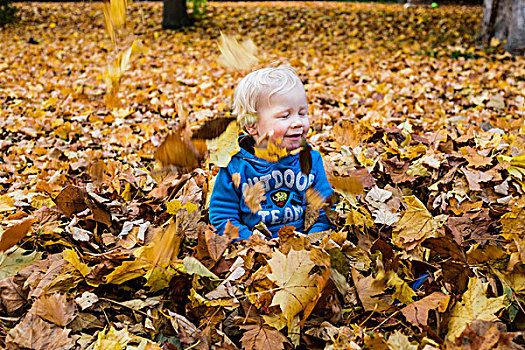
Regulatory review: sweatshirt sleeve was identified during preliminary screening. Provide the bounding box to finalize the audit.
[209,166,253,240]
[307,151,336,234]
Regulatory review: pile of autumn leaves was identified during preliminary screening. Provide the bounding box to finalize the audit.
[1,1,525,350]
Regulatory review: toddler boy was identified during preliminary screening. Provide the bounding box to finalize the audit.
[209,66,335,240]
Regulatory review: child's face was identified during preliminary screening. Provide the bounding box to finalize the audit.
[247,84,309,151]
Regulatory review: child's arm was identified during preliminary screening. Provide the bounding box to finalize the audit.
[307,151,336,233]
[209,167,254,240]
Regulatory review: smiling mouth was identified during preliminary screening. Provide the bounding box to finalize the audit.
[284,134,302,139]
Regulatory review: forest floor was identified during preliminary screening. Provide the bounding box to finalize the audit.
[0,1,524,349]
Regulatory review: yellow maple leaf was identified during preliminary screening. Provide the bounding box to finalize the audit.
[217,32,258,71]
[267,249,318,327]
[206,120,240,167]
[447,277,506,340]
[254,138,289,163]
[392,196,439,250]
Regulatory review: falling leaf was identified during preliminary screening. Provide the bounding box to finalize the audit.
[304,188,325,230]
[243,181,266,213]
[191,116,237,140]
[217,32,258,70]
[206,120,241,167]
[254,138,289,163]
[232,173,241,188]
[447,277,506,340]
[154,132,201,169]
[299,139,313,175]
[328,173,365,196]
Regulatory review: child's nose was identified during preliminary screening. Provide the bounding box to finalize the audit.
[290,115,303,127]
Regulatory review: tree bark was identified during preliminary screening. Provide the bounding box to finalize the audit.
[482,0,525,55]
[162,0,192,30]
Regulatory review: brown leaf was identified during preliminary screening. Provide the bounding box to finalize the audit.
[224,220,240,240]
[6,313,74,350]
[0,216,36,252]
[328,172,366,195]
[461,168,493,191]
[191,117,237,140]
[53,185,88,218]
[400,292,450,329]
[381,158,416,184]
[240,322,290,350]
[32,293,76,327]
[442,261,474,295]
[205,229,230,262]
[299,140,313,175]
[154,133,201,169]
[243,181,266,213]
[0,276,28,315]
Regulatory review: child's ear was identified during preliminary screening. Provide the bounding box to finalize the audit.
[245,123,258,136]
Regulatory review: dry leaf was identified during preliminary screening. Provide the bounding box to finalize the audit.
[267,249,318,324]
[32,293,77,327]
[6,313,74,350]
[254,138,289,163]
[240,322,290,350]
[447,277,506,340]
[217,32,258,70]
[0,216,36,252]
[243,181,266,213]
[392,196,439,250]
[154,132,201,169]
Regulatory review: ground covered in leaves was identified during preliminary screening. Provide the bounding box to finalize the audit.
[1,1,525,349]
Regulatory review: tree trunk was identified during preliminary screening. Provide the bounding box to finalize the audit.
[482,0,525,55]
[162,0,192,30]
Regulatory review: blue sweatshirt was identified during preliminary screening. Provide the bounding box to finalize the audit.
[209,137,335,240]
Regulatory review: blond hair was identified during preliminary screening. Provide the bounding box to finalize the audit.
[232,66,303,128]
